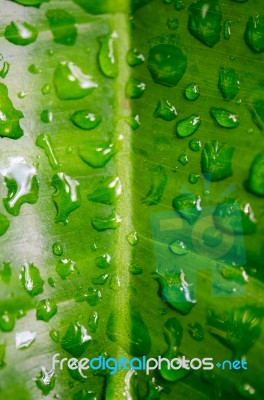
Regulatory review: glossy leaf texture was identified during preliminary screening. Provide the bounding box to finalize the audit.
[0,0,264,399]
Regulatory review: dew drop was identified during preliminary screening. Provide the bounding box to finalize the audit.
[98,31,118,78]
[36,367,56,395]
[36,133,60,169]
[154,99,177,121]
[184,83,200,100]
[52,173,81,223]
[127,48,145,67]
[4,21,38,46]
[245,15,264,53]
[247,153,264,197]
[0,83,24,139]
[52,242,63,256]
[210,107,239,128]
[79,141,116,168]
[176,114,201,137]
[218,67,240,100]
[0,62,10,79]
[95,253,111,269]
[56,258,76,280]
[40,109,53,123]
[201,141,234,181]
[91,212,121,231]
[20,263,44,296]
[61,322,92,357]
[71,110,101,130]
[88,176,122,205]
[125,78,146,98]
[0,311,15,332]
[172,193,201,224]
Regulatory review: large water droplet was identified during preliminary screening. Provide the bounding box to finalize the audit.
[98,31,118,78]
[36,299,57,322]
[210,107,239,128]
[3,161,39,216]
[46,10,77,46]
[172,193,201,224]
[0,83,24,139]
[61,322,92,357]
[245,15,264,53]
[201,141,234,181]
[218,67,240,100]
[147,44,187,86]
[188,0,222,47]
[4,21,38,46]
[52,173,81,223]
[54,61,98,100]
[20,263,44,296]
[35,367,56,395]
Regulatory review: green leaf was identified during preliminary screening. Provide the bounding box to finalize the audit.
[0,0,264,399]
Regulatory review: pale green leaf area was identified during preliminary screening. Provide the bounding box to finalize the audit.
[0,0,263,399]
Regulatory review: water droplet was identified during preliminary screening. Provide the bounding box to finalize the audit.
[61,322,92,357]
[155,269,196,315]
[0,262,12,283]
[0,62,10,78]
[48,277,55,287]
[52,173,81,223]
[0,311,15,332]
[88,176,121,205]
[40,109,53,123]
[54,61,98,100]
[210,107,239,128]
[176,114,201,137]
[175,0,185,10]
[98,31,118,78]
[36,134,60,169]
[16,330,36,349]
[92,212,121,231]
[107,310,151,356]
[4,21,38,46]
[12,0,48,5]
[247,153,264,197]
[36,367,56,395]
[126,78,146,98]
[0,83,24,139]
[178,153,188,165]
[56,258,76,280]
[88,311,99,333]
[189,138,201,152]
[154,99,177,121]
[96,253,111,269]
[127,231,138,246]
[127,114,140,130]
[147,44,187,86]
[188,322,204,341]
[142,165,167,205]
[219,265,249,285]
[169,240,189,255]
[214,198,257,234]
[218,67,240,100]
[36,299,57,322]
[127,48,145,67]
[79,141,116,168]
[28,64,40,74]
[41,83,51,95]
[46,10,77,46]
[236,383,256,399]
[71,110,101,130]
[2,161,39,216]
[224,20,231,40]
[0,214,10,237]
[129,263,143,275]
[245,15,264,53]
[92,273,109,285]
[201,141,234,181]
[167,18,179,30]
[52,242,63,256]
[189,173,200,184]
[249,98,264,132]
[50,329,60,343]
[184,83,200,100]
[172,193,201,224]
[17,91,27,99]
[20,263,44,296]
[188,0,222,47]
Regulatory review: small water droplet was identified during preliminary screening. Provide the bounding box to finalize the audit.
[154,99,177,121]
[20,263,44,296]
[40,109,53,123]
[96,253,111,269]
[28,64,41,74]
[127,48,145,67]
[129,263,143,275]
[167,18,179,30]
[41,83,51,95]
[0,311,15,332]
[52,173,81,223]
[178,153,188,166]
[218,67,240,100]
[36,367,56,395]
[0,262,12,283]
[176,114,201,137]
[71,110,101,130]
[126,78,146,98]
[174,0,185,10]
[52,242,63,256]
[201,141,234,181]
[189,173,200,184]
[4,21,38,46]
[36,299,57,322]
[98,31,118,78]
[210,107,239,128]
[142,165,167,205]
[184,83,200,101]
[79,141,116,168]
[169,240,189,255]
[224,20,231,40]
[189,139,201,152]
[56,258,76,280]
[127,114,141,130]
[0,83,24,139]
[0,62,10,78]
[36,134,60,169]
[245,15,264,53]
[247,153,264,196]
[50,329,60,343]
[126,231,138,246]
[0,214,10,237]
[88,311,99,333]
[172,193,201,224]
[92,212,121,231]
[88,176,122,205]
[92,273,109,285]
[61,322,92,357]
